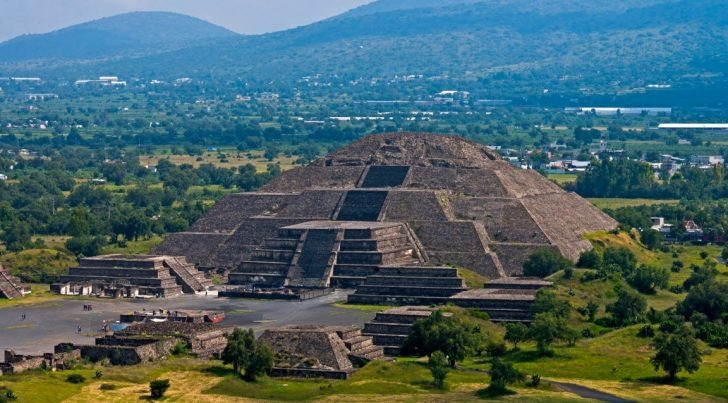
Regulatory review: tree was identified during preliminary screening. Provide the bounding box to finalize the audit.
[486,358,524,395]
[577,249,602,269]
[402,310,476,367]
[651,326,702,382]
[1,219,32,252]
[628,265,670,294]
[677,280,728,321]
[682,261,719,290]
[531,289,571,319]
[529,313,564,355]
[640,229,663,250]
[429,351,450,389]
[149,379,170,399]
[603,247,637,275]
[607,287,647,326]
[65,236,106,257]
[586,301,599,322]
[504,323,529,349]
[522,249,572,278]
[221,328,273,381]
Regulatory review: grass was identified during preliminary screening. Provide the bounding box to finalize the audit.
[498,326,728,400]
[331,303,395,312]
[548,173,578,185]
[0,248,77,283]
[458,268,488,288]
[100,236,164,255]
[138,149,300,172]
[588,198,680,209]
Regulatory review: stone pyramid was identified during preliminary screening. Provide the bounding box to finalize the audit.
[154,133,617,284]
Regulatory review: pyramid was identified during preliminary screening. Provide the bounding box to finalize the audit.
[0,262,25,299]
[154,133,617,287]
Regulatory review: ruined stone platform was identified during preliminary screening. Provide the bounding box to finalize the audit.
[57,254,212,298]
[259,325,385,379]
[0,262,26,300]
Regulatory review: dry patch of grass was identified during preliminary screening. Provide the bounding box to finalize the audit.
[139,150,300,172]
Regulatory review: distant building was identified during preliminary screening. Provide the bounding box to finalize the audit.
[651,217,674,241]
[75,76,126,86]
[658,123,728,130]
[690,155,724,169]
[0,174,7,181]
[683,220,704,243]
[566,107,671,116]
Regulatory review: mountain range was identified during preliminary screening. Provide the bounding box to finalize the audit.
[0,0,726,101]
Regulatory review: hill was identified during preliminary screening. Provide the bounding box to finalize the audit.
[2,0,727,102]
[0,12,238,63]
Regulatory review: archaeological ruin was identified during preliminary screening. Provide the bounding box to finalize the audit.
[259,325,385,379]
[0,262,27,299]
[54,254,212,298]
[152,132,616,311]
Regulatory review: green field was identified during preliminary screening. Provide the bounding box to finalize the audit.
[587,198,680,209]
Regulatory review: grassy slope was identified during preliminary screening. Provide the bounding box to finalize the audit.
[587,198,680,209]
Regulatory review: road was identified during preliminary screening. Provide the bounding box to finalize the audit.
[0,291,375,355]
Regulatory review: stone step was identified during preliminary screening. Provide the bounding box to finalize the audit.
[348,294,453,306]
[60,275,178,287]
[339,235,410,252]
[374,312,432,324]
[336,327,362,340]
[343,226,403,240]
[364,275,466,288]
[364,333,409,347]
[332,264,380,277]
[263,238,300,249]
[479,308,534,320]
[375,266,459,277]
[337,248,414,265]
[343,335,373,351]
[355,285,465,297]
[329,276,366,288]
[237,261,290,274]
[382,346,401,356]
[349,344,385,360]
[227,273,286,286]
[278,228,306,239]
[362,322,413,335]
[251,249,296,261]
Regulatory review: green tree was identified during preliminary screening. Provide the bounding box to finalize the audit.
[628,265,670,294]
[504,323,529,349]
[682,261,719,290]
[529,313,564,355]
[221,329,272,381]
[677,280,728,321]
[640,229,663,250]
[531,289,571,319]
[429,350,450,389]
[603,247,637,275]
[486,358,524,395]
[402,310,476,367]
[1,220,32,252]
[523,249,572,278]
[607,287,647,326]
[149,379,170,399]
[586,301,599,322]
[651,326,702,382]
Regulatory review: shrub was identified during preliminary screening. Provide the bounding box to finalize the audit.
[581,328,594,338]
[221,328,274,381]
[523,249,572,278]
[99,384,116,391]
[504,323,529,349]
[485,358,524,395]
[429,351,450,389]
[699,251,709,260]
[577,249,601,269]
[531,289,571,318]
[486,341,507,357]
[150,379,170,399]
[637,325,655,338]
[0,387,18,402]
[682,262,719,290]
[628,265,670,294]
[171,341,189,356]
[402,310,477,367]
[66,374,85,384]
[607,287,647,327]
[671,261,683,273]
[528,373,541,388]
[529,313,565,355]
[563,267,573,279]
[603,247,637,275]
[94,370,103,379]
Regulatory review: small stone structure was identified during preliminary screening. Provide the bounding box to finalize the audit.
[0,262,27,299]
[115,322,233,359]
[120,309,225,324]
[55,254,211,298]
[1,348,81,375]
[259,325,384,379]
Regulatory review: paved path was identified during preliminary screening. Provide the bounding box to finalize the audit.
[0,291,375,355]
[552,381,635,403]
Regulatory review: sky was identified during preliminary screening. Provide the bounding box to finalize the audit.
[0,0,374,41]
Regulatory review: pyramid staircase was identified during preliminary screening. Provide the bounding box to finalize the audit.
[229,222,422,290]
[335,327,385,363]
[164,257,212,293]
[347,266,467,305]
[0,264,24,299]
[362,307,441,356]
